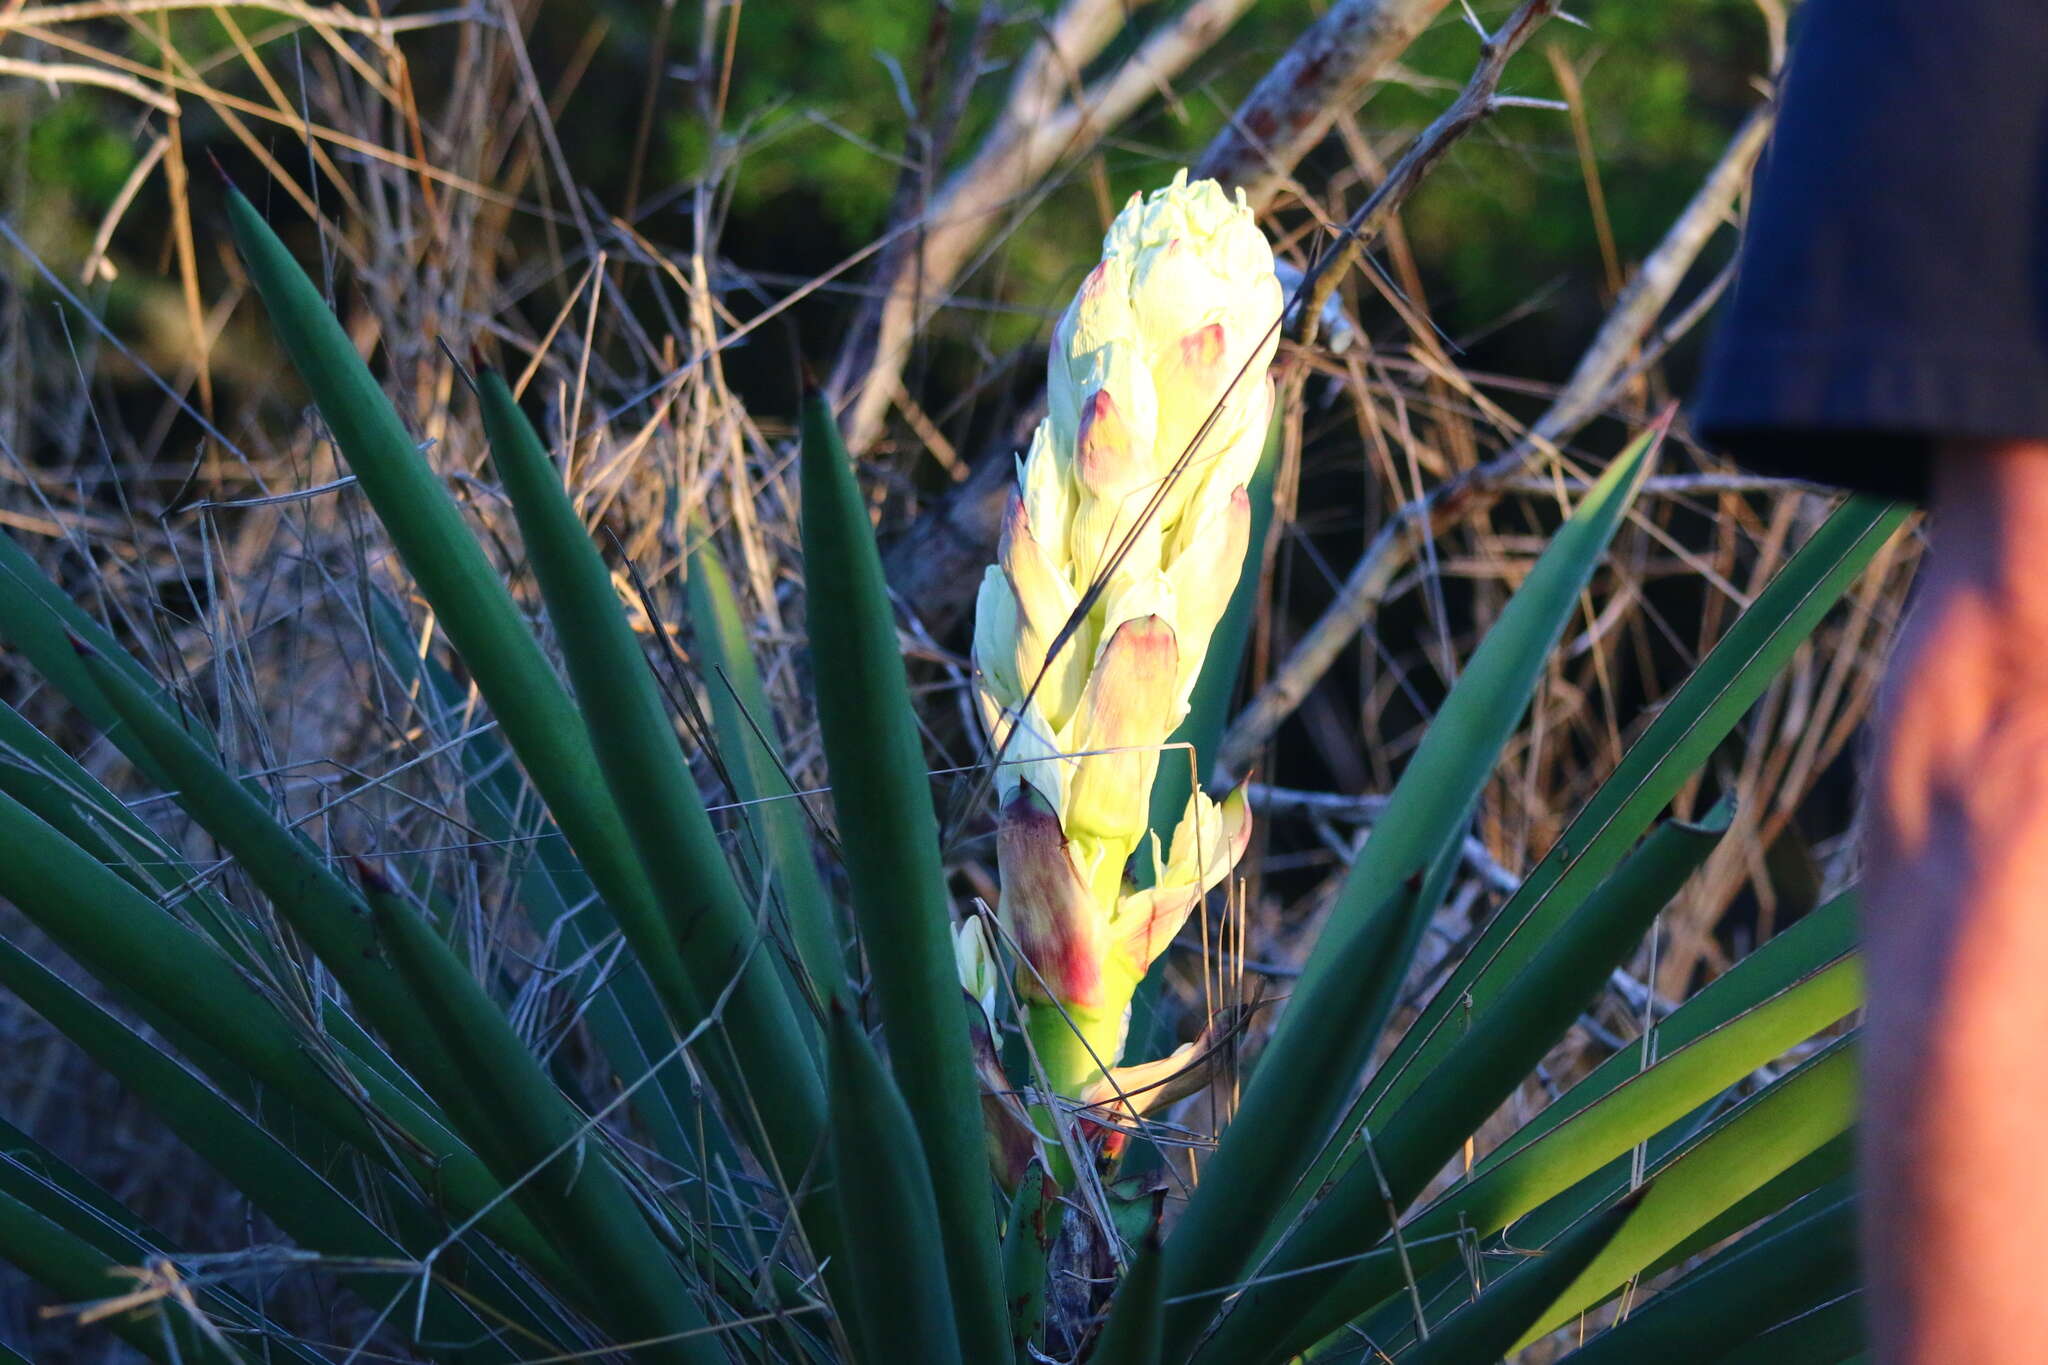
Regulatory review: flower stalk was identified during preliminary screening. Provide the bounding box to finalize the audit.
[973,172,1282,1114]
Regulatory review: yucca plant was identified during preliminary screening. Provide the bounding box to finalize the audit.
[0,170,1896,1365]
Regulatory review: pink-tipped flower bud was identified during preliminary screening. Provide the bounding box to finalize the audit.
[973,171,1280,1098]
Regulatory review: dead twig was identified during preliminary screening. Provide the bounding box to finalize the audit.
[1194,0,1453,210]
[1293,0,1562,349]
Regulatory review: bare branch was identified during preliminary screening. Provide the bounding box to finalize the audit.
[1214,105,1773,780]
[878,0,1478,626]
[1294,0,1560,347]
[1192,0,1452,207]
[831,0,1260,455]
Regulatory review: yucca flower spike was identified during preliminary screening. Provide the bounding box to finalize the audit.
[973,170,1281,1108]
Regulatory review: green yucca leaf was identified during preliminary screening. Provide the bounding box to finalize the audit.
[686,529,847,1006]
[0,935,521,1361]
[0,1128,334,1365]
[1395,1189,1641,1365]
[1191,801,1724,1365]
[0,528,180,783]
[1639,1129,1852,1290]
[0,706,276,980]
[1089,1229,1166,1365]
[1511,1036,1858,1347]
[217,188,757,1147]
[824,1004,966,1365]
[1555,1187,1855,1365]
[1287,423,1660,1004]
[1345,496,1906,1138]
[0,1119,322,1365]
[1478,889,1856,1168]
[0,785,567,1281]
[0,709,582,1349]
[362,862,717,1365]
[364,589,713,1175]
[71,640,513,1118]
[474,367,826,1169]
[1139,877,1416,1355]
[798,387,1008,1362]
[1272,918,1858,1355]
[1001,1163,1055,1361]
[1153,427,1656,1358]
[1265,494,1903,1300]
[0,1116,159,1258]
[1706,1289,1864,1365]
[0,1187,250,1365]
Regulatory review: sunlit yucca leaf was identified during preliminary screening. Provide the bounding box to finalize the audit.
[1511,1036,1858,1347]
[1152,426,1658,1358]
[1555,1185,1855,1364]
[1190,798,1726,1365]
[1274,926,1858,1356]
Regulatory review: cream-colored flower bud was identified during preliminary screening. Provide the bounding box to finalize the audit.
[974,169,1281,1102]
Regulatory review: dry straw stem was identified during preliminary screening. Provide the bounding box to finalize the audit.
[1215,104,1775,778]
[0,2,485,38]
